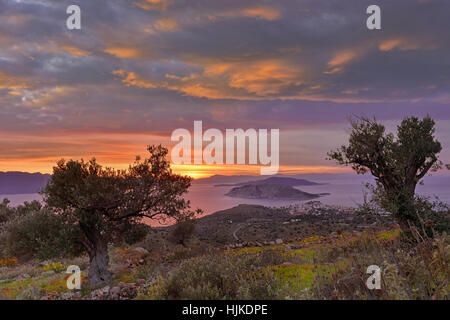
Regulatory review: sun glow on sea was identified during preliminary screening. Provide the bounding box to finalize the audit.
[171,164,351,179]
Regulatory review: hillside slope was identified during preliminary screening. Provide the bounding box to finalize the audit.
[216,177,322,187]
[0,172,50,195]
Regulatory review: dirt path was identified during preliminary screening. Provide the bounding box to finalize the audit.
[232,223,248,241]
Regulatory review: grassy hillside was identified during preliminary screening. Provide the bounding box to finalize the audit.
[1,226,447,300]
[1,203,447,300]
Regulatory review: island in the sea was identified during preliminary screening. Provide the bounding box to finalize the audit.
[225,184,330,200]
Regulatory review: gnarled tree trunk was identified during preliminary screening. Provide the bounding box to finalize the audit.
[80,222,112,287]
[385,182,418,233]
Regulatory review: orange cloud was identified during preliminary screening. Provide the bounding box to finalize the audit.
[60,46,91,57]
[104,47,142,59]
[210,5,282,21]
[0,71,29,90]
[134,0,170,11]
[179,84,232,99]
[226,60,302,95]
[140,5,280,35]
[113,70,158,89]
[153,17,179,31]
[113,69,227,98]
[18,86,85,111]
[113,64,389,103]
[29,42,90,58]
[236,5,281,20]
[324,49,361,75]
[172,60,303,98]
[378,38,437,51]
[328,51,358,67]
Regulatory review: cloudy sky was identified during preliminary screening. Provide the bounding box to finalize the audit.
[0,0,449,177]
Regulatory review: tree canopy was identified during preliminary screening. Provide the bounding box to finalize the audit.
[43,145,200,286]
[328,116,445,231]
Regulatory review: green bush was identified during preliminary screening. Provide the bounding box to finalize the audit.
[152,251,286,300]
[414,196,450,235]
[119,222,150,246]
[0,202,83,261]
[168,220,196,247]
[301,230,449,300]
[0,199,14,226]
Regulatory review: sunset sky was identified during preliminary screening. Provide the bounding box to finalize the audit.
[1,0,450,178]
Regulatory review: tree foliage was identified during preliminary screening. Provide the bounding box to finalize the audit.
[328,116,445,231]
[0,201,82,260]
[43,145,200,286]
[169,219,196,247]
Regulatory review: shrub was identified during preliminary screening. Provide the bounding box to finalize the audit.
[117,222,150,246]
[16,287,45,300]
[0,199,14,225]
[414,196,450,235]
[0,257,18,267]
[0,205,83,261]
[301,229,449,300]
[43,262,66,273]
[152,251,286,300]
[168,220,196,247]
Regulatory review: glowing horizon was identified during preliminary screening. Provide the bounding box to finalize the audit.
[0,157,352,178]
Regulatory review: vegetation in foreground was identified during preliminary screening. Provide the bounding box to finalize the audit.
[0,223,448,300]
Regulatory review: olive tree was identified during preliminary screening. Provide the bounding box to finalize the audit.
[168,219,196,247]
[328,116,446,231]
[43,145,200,287]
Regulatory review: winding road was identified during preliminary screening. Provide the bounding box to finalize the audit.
[232,223,249,241]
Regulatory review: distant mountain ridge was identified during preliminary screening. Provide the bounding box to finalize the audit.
[225,184,329,200]
[0,172,50,195]
[215,177,323,187]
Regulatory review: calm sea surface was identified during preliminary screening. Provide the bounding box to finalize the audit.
[2,174,449,217]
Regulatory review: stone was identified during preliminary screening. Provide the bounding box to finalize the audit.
[110,286,121,300]
[119,283,138,300]
[39,260,52,267]
[61,292,73,300]
[15,273,31,280]
[136,279,146,286]
[91,286,110,300]
[282,262,294,267]
[101,286,110,295]
[275,239,283,245]
[41,270,56,277]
